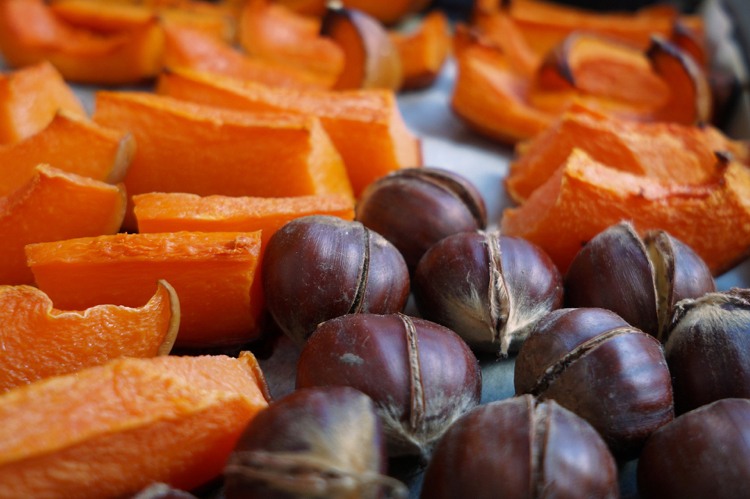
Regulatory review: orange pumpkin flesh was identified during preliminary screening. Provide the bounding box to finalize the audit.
[0,280,180,393]
[26,231,265,348]
[390,10,451,90]
[0,165,126,285]
[0,62,86,145]
[156,68,422,196]
[0,353,268,497]
[0,110,134,196]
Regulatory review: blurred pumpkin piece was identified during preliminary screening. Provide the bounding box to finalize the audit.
[0,165,126,285]
[0,280,179,393]
[0,353,269,498]
[390,10,451,91]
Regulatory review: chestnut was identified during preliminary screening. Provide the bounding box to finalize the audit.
[262,215,410,345]
[420,395,619,499]
[662,288,750,414]
[565,221,716,340]
[355,167,487,273]
[514,307,674,457]
[296,313,482,460]
[224,386,408,499]
[413,230,563,356]
[637,398,750,499]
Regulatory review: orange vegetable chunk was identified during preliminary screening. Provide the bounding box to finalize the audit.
[26,231,264,348]
[390,10,451,90]
[501,149,750,275]
[92,91,352,228]
[0,62,85,145]
[0,165,126,285]
[157,68,422,195]
[0,0,165,85]
[0,353,269,497]
[0,280,179,393]
[0,111,134,196]
[134,192,354,246]
[163,24,333,90]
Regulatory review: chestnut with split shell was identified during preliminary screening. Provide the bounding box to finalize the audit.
[413,230,563,356]
[224,386,408,499]
[514,307,674,457]
[420,395,619,499]
[663,288,750,414]
[296,313,482,460]
[565,221,715,340]
[638,398,750,499]
[355,167,487,273]
[262,215,410,345]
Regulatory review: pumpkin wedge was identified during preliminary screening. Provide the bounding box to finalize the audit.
[390,10,451,90]
[506,105,745,202]
[26,231,264,348]
[470,11,540,77]
[93,91,352,229]
[0,0,165,85]
[163,24,333,90]
[157,68,422,195]
[501,149,750,275]
[0,62,85,145]
[451,44,554,144]
[342,0,430,26]
[0,165,126,285]
[0,280,179,393]
[133,192,354,246]
[238,0,344,88]
[0,353,268,498]
[0,111,134,197]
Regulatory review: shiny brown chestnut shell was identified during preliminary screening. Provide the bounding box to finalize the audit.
[224,386,406,499]
[296,313,482,460]
[262,215,410,345]
[413,230,563,356]
[514,307,674,457]
[355,167,487,273]
[420,395,619,499]
[565,221,716,340]
[638,398,750,499]
[663,288,750,414]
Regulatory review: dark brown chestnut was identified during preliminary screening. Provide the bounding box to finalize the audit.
[638,398,750,499]
[355,167,487,273]
[420,395,619,499]
[413,230,563,356]
[565,221,716,340]
[662,288,750,414]
[224,386,408,499]
[514,307,674,457]
[262,215,410,345]
[296,313,482,460]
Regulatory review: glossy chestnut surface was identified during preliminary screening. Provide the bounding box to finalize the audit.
[413,231,563,355]
[296,313,482,460]
[355,167,487,272]
[514,307,674,457]
[224,386,407,499]
[638,398,750,499]
[565,221,715,340]
[420,395,619,499]
[663,288,750,414]
[262,215,410,345]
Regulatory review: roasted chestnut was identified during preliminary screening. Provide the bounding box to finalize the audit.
[638,398,750,499]
[262,215,410,345]
[224,386,408,499]
[420,395,619,499]
[296,313,482,460]
[355,167,487,272]
[413,230,563,356]
[565,221,715,340]
[514,307,674,457]
[662,288,750,414]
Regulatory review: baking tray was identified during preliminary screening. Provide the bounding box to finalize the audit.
[1,0,748,496]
